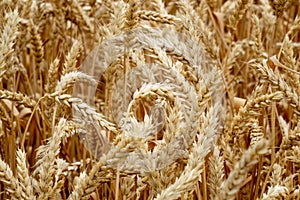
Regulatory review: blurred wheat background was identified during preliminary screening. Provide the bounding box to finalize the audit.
[0,0,300,199]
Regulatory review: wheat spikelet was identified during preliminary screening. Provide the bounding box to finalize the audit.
[268,0,288,17]
[155,104,220,199]
[34,118,74,199]
[62,40,82,75]
[223,40,246,97]
[229,91,284,147]
[109,1,127,35]
[163,97,182,144]
[120,175,135,199]
[16,149,35,200]
[0,90,37,107]
[249,119,264,147]
[28,20,44,70]
[177,0,219,61]
[250,14,264,62]
[258,0,276,51]
[52,94,117,133]
[154,54,200,147]
[0,9,20,78]
[68,134,138,199]
[255,59,300,116]
[269,163,284,186]
[52,93,117,157]
[286,16,300,37]
[54,71,97,96]
[125,0,139,30]
[262,184,288,199]
[220,139,269,200]
[138,10,182,26]
[227,0,248,33]
[220,134,235,170]
[280,35,300,91]
[208,145,224,200]
[195,65,224,114]
[45,58,60,94]
[69,0,94,33]
[136,175,148,199]
[0,160,22,199]
[281,35,297,70]
[51,96,115,157]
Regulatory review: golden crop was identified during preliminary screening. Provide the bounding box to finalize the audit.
[0,0,299,199]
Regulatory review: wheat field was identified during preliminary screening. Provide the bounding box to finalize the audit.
[0,0,300,199]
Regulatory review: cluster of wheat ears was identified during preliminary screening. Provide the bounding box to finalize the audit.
[0,0,300,199]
